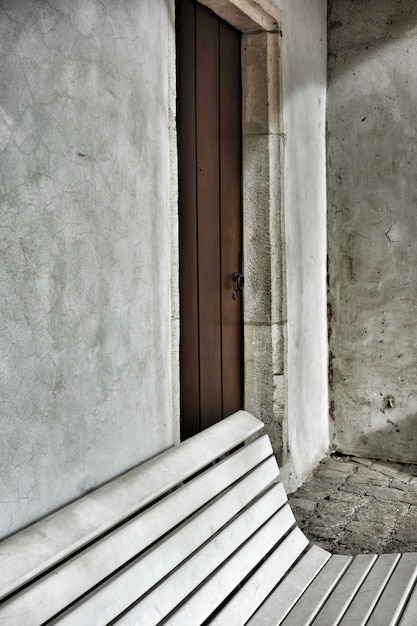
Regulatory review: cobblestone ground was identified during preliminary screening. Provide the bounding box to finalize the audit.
[287,454,417,555]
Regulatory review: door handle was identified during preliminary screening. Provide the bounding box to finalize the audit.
[232,271,244,299]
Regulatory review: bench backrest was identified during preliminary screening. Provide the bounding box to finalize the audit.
[0,411,305,625]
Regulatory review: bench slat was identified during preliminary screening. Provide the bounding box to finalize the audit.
[0,410,263,601]
[2,409,417,626]
[162,525,305,626]
[164,525,307,626]
[339,553,401,626]
[48,457,283,625]
[208,530,311,625]
[280,554,352,625]
[367,553,417,626]
[118,502,297,625]
[312,554,377,625]
[398,579,417,625]
[246,545,332,626]
[0,434,275,626]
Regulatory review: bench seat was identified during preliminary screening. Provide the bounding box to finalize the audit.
[1,410,416,625]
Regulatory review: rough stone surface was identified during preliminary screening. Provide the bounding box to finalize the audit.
[288,452,417,554]
[327,0,417,463]
[242,32,285,464]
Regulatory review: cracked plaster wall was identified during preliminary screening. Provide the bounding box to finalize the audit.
[0,0,174,538]
[328,0,417,461]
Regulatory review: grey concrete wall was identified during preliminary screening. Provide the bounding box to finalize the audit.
[0,0,174,538]
[279,0,329,490]
[328,0,417,461]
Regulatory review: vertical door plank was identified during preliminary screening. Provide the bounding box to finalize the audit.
[196,4,222,429]
[177,0,200,438]
[178,1,243,437]
[219,19,243,418]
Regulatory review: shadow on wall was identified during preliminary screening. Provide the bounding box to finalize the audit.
[336,409,417,464]
[328,0,417,80]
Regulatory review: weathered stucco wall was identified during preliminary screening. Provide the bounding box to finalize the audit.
[279,0,329,490]
[0,0,174,538]
[328,0,417,461]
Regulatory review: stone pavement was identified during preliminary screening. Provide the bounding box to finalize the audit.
[287,453,417,555]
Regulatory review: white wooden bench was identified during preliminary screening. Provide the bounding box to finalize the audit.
[1,410,417,625]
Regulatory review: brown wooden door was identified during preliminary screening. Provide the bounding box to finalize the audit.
[177,0,243,439]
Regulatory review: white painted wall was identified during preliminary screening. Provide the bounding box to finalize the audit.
[0,0,175,538]
[278,0,329,490]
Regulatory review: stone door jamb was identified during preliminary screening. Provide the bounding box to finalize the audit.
[170,0,288,463]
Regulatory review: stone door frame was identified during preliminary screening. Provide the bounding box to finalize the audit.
[170,0,288,462]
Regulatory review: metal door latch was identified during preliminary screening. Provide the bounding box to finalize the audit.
[232,271,244,299]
